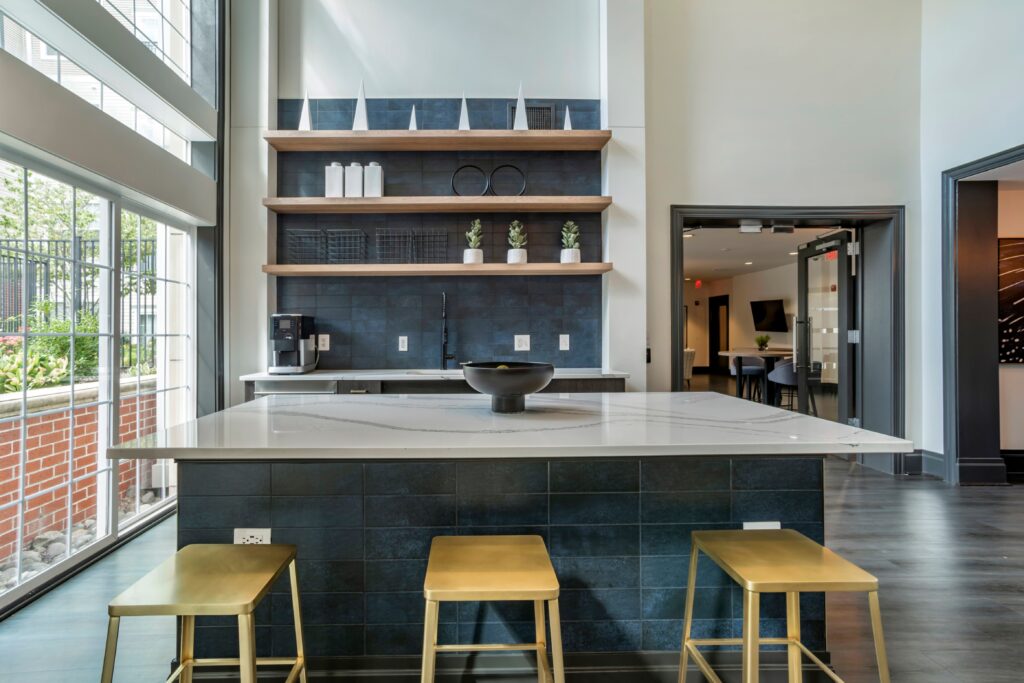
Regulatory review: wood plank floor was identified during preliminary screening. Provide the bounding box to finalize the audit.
[0,459,1022,681]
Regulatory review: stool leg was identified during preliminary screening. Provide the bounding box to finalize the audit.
[742,590,760,683]
[547,599,566,683]
[785,593,801,683]
[678,541,700,683]
[100,616,120,683]
[237,614,257,683]
[289,560,308,683]
[868,591,891,683]
[420,600,439,683]
[180,615,195,683]
[534,600,549,683]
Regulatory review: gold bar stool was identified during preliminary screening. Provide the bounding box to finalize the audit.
[100,544,307,683]
[421,535,565,683]
[679,529,890,683]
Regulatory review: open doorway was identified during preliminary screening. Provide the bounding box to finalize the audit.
[942,143,1024,485]
[671,206,907,474]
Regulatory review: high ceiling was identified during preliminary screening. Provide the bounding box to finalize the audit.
[681,227,828,280]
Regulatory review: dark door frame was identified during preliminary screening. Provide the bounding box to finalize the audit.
[941,142,1024,485]
[707,294,730,375]
[670,205,907,458]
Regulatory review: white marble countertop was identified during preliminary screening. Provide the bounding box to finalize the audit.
[239,368,629,382]
[111,391,914,460]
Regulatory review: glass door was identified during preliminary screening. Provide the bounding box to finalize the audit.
[796,232,855,423]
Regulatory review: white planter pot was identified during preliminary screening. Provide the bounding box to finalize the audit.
[463,249,483,264]
[560,248,581,264]
[507,249,528,265]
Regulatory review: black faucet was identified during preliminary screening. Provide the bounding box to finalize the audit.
[440,291,456,370]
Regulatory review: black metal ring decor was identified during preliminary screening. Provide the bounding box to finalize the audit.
[451,164,489,196]
[488,163,527,196]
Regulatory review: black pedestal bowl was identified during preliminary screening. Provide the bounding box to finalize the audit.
[462,361,555,413]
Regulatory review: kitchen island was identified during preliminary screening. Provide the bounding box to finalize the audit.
[112,392,912,678]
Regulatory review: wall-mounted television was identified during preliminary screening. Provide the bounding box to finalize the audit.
[750,299,788,332]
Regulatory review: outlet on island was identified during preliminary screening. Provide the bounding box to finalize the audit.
[514,335,530,351]
[233,528,271,544]
[398,335,408,352]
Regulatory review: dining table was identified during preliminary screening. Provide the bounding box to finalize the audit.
[717,348,794,405]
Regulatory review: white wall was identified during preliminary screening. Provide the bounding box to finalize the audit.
[276,0,600,98]
[683,279,731,366]
[683,264,797,367]
[999,182,1024,450]
[729,263,798,351]
[225,0,278,406]
[645,0,921,427]
[918,0,1024,460]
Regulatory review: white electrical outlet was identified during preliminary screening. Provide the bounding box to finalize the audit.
[743,521,782,530]
[514,335,530,351]
[317,334,330,351]
[398,335,408,352]
[234,528,271,544]
[559,334,570,351]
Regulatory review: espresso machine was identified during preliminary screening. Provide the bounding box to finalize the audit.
[269,314,318,374]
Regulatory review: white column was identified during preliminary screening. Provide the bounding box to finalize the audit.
[600,0,647,390]
[225,0,277,405]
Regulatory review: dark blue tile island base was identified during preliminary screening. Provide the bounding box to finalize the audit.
[176,455,826,671]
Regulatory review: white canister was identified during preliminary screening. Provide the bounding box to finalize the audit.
[507,248,528,265]
[325,162,345,198]
[560,248,581,264]
[364,161,383,197]
[344,162,364,198]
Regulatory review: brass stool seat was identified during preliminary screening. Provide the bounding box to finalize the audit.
[680,530,890,683]
[421,535,565,683]
[101,544,307,683]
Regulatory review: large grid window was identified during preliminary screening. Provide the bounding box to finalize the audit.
[97,0,191,83]
[0,158,194,601]
[0,13,190,163]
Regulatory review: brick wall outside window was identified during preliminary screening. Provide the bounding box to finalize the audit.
[0,392,158,564]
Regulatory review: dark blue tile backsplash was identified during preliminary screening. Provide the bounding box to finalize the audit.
[277,98,600,131]
[278,275,601,368]
[275,97,605,370]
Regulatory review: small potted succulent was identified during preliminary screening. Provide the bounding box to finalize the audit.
[755,334,771,351]
[560,220,581,263]
[507,220,528,264]
[464,218,484,264]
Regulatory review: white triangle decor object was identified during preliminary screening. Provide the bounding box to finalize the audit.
[298,90,311,131]
[409,105,418,131]
[353,80,369,131]
[458,93,470,131]
[563,108,573,130]
[513,82,529,130]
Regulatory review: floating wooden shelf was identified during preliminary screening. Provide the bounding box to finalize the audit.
[262,262,614,277]
[263,196,612,214]
[264,129,612,152]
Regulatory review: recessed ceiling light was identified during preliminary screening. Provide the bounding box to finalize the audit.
[789,251,798,256]
[684,277,692,281]
[744,261,753,266]
[684,234,693,238]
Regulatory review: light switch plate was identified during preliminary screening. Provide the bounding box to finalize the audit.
[743,521,782,530]
[398,335,408,352]
[317,334,330,351]
[559,334,570,351]
[514,335,530,351]
[234,528,271,544]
